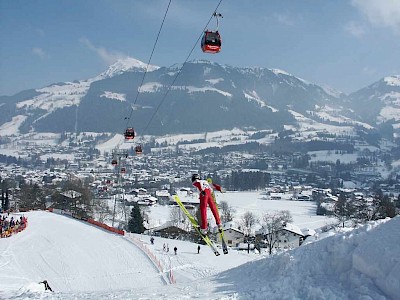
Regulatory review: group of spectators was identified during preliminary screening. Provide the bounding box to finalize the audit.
[0,213,27,238]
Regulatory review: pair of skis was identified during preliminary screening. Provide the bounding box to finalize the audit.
[207,178,229,255]
[173,194,228,256]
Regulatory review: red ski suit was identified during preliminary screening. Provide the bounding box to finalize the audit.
[192,179,222,230]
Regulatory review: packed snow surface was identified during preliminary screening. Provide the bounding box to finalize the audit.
[0,211,398,299]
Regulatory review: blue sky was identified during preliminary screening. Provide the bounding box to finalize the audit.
[1,0,400,96]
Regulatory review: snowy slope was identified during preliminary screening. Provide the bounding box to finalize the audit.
[14,57,158,114]
[220,217,400,300]
[0,211,165,294]
[0,212,398,300]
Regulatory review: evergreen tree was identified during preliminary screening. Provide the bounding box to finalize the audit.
[352,195,371,223]
[378,195,396,219]
[128,203,145,233]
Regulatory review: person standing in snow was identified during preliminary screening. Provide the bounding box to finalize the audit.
[174,246,177,255]
[39,280,53,292]
[191,174,224,235]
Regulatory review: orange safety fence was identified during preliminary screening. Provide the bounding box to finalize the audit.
[47,208,124,236]
[87,218,125,236]
[126,235,176,284]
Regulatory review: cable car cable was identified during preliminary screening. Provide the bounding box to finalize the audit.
[141,0,223,135]
[117,0,172,148]
[127,0,172,118]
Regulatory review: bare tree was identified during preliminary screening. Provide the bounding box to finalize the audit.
[239,211,258,237]
[219,200,236,224]
[170,206,184,225]
[334,192,352,227]
[169,206,192,231]
[239,211,258,253]
[18,182,45,209]
[93,199,112,223]
[260,210,293,255]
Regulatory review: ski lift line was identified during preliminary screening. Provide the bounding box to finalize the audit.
[117,0,172,148]
[141,0,223,135]
[127,0,172,116]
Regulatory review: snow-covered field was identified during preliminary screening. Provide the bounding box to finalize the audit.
[148,191,334,231]
[1,209,399,299]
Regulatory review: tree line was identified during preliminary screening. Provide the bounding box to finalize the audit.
[316,189,399,226]
[223,171,270,191]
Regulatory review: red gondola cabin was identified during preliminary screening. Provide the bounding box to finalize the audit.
[111,159,118,166]
[124,128,135,140]
[135,145,143,155]
[201,31,221,54]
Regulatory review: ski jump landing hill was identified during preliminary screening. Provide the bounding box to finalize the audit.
[0,210,399,300]
[0,210,167,294]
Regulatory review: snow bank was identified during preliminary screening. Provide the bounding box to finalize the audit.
[214,217,399,300]
[352,220,400,300]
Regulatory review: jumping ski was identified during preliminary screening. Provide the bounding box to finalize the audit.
[173,195,220,256]
[207,178,229,254]
[219,227,229,255]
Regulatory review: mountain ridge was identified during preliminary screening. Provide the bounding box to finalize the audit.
[1,57,399,137]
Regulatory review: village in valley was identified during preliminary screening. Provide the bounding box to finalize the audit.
[1,127,399,252]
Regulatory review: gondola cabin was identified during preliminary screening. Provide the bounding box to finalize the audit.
[121,167,126,174]
[201,31,221,54]
[111,159,118,166]
[135,145,143,155]
[124,128,135,140]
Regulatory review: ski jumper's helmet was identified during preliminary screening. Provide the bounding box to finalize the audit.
[191,174,200,182]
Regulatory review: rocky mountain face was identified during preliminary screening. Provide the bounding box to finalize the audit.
[1,57,399,137]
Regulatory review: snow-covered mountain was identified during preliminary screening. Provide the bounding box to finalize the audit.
[95,56,160,80]
[348,75,400,126]
[0,56,398,136]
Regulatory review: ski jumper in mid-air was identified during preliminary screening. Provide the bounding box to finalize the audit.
[191,174,223,234]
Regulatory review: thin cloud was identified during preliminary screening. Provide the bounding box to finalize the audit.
[362,66,376,76]
[79,38,127,65]
[352,0,400,34]
[274,13,294,26]
[32,47,46,59]
[344,21,366,38]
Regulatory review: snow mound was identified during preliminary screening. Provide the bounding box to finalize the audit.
[214,217,400,300]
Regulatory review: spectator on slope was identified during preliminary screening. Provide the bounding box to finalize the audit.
[191,174,224,235]
[39,280,53,292]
